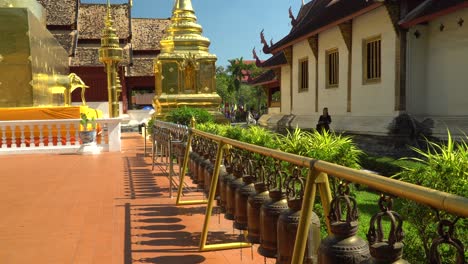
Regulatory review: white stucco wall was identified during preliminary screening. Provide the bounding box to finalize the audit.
[280,65,292,114]
[317,27,349,115]
[406,25,428,115]
[406,8,468,137]
[291,40,316,115]
[422,8,468,116]
[351,7,397,116]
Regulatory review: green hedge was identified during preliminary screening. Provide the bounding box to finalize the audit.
[167,106,214,126]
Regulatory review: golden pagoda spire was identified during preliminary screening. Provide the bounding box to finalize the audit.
[174,0,194,12]
[159,0,215,59]
[105,0,113,28]
[153,0,222,120]
[99,0,123,118]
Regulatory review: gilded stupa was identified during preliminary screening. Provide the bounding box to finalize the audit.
[153,0,221,118]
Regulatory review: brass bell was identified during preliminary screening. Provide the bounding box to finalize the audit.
[219,164,234,213]
[258,167,288,258]
[204,143,218,195]
[234,159,256,230]
[216,164,227,206]
[189,138,201,181]
[188,151,198,180]
[225,152,245,220]
[318,183,371,263]
[429,217,465,264]
[247,164,270,244]
[198,152,210,189]
[367,195,408,264]
[204,155,214,194]
[277,168,320,264]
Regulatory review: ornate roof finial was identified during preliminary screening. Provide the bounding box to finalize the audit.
[105,0,113,28]
[252,47,262,67]
[260,29,271,54]
[289,6,298,26]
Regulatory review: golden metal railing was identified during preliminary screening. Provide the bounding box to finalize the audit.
[169,122,468,262]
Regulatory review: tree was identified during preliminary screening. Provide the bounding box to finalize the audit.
[217,57,267,116]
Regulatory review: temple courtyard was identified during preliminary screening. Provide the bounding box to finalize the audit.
[0,133,275,264]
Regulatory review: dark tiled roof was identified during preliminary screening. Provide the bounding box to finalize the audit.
[400,0,468,27]
[70,46,131,67]
[249,70,276,86]
[131,18,170,51]
[78,4,130,40]
[270,0,380,52]
[37,0,78,26]
[261,51,287,68]
[291,1,316,31]
[52,31,77,56]
[126,57,154,77]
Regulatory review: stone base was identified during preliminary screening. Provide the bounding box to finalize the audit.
[77,142,101,155]
[154,93,221,114]
[153,93,228,123]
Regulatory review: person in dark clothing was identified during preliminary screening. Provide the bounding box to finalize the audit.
[316,107,331,132]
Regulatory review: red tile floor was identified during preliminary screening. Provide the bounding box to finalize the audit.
[0,133,277,264]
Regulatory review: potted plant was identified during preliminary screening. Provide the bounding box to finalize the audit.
[79,113,97,144]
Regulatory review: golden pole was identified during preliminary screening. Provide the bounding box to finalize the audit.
[199,141,251,251]
[176,118,207,205]
[176,128,193,204]
[317,172,333,233]
[106,63,120,118]
[291,166,320,264]
[199,141,225,249]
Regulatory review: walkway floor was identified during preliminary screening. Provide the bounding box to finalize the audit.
[0,133,276,264]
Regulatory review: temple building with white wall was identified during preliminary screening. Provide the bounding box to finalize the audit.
[256,0,468,139]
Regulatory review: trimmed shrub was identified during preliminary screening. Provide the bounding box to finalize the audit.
[167,106,213,126]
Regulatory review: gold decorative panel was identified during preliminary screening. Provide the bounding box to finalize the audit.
[162,62,179,95]
[0,8,69,107]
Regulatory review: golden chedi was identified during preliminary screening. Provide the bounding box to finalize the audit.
[153,0,222,119]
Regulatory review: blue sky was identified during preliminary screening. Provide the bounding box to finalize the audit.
[82,0,303,66]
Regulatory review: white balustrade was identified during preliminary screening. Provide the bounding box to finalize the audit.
[0,118,121,154]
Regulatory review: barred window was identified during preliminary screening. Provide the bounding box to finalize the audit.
[363,36,381,83]
[299,58,309,92]
[326,49,339,88]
